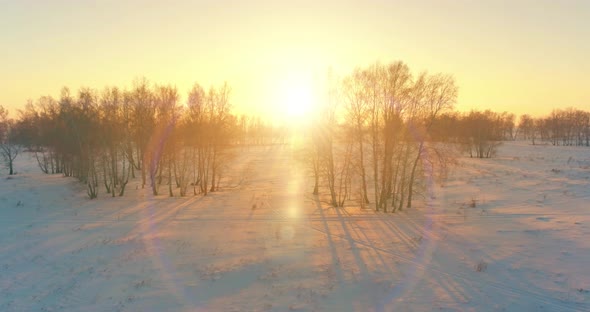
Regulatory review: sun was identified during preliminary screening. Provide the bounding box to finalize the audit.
[271,73,318,123]
[277,75,316,121]
[284,85,313,118]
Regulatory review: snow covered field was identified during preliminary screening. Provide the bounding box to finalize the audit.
[1,142,589,311]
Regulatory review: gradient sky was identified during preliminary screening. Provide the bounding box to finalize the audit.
[1,0,588,120]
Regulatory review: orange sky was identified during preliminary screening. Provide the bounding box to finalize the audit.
[1,0,588,120]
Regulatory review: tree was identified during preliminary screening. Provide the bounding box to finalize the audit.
[519,114,534,141]
[405,73,457,208]
[304,61,458,211]
[304,69,352,207]
[460,110,503,158]
[0,105,20,175]
[342,68,371,204]
[130,78,156,189]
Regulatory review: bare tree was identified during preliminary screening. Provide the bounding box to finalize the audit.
[304,69,352,207]
[130,78,156,189]
[0,106,20,175]
[342,68,371,204]
[305,62,459,211]
[304,125,323,195]
[404,73,457,208]
[208,83,232,192]
[460,110,503,158]
[518,114,534,141]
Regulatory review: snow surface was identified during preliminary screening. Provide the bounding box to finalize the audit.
[1,142,589,311]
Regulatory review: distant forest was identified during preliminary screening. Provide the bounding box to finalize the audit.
[1,61,589,210]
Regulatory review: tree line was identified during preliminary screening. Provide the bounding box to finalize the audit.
[3,79,280,198]
[2,66,588,208]
[430,110,516,158]
[426,108,590,157]
[519,108,590,146]
[300,62,589,211]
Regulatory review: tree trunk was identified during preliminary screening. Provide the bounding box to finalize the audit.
[313,172,319,195]
[168,157,173,197]
[406,142,424,208]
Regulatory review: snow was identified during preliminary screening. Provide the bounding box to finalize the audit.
[1,142,590,311]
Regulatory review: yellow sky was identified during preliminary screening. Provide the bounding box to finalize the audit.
[1,0,588,120]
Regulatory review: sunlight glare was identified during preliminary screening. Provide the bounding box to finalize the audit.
[288,205,300,219]
[280,77,315,120]
[285,87,312,117]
